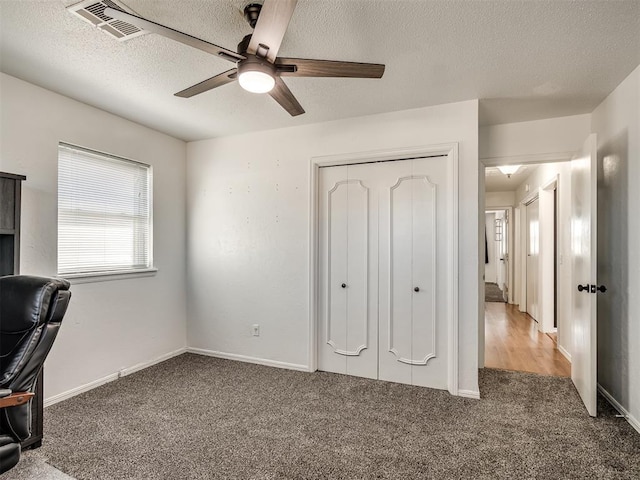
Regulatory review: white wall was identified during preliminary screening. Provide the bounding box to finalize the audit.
[591,65,640,431]
[0,74,188,401]
[480,114,591,160]
[187,100,480,394]
[486,191,515,208]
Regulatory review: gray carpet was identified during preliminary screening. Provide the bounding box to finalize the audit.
[27,354,640,479]
[485,282,506,302]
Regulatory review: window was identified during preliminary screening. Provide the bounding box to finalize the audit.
[58,143,152,277]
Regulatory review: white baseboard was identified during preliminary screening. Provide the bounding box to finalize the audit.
[44,347,187,407]
[119,347,186,377]
[598,383,640,435]
[44,372,119,407]
[186,347,309,372]
[458,389,480,400]
[558,344,572,363]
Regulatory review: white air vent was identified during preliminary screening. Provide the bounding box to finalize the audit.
[67,0,147,41]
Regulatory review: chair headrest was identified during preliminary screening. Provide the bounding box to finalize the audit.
[0,276,71,334]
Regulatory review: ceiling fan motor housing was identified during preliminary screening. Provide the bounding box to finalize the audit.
[243,4,262,29]
[238,55,277,78]
[238,34,252,55]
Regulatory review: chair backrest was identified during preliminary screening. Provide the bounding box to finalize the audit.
[0,276,71,440]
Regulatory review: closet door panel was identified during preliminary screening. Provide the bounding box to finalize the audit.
[410,175,437,366]
[410,156,449,389]
[378,160,413,385]
[318,166,349,374]
[343,180,368,356]
[344,163,378,378]
[326,179,349,357]
[318,164,378,379]
[389,177,415,363]
[378,157,449,389]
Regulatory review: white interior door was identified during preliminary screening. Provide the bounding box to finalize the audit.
[517,205,527,312]
[317,163,379,379]
[571,133,598,417]
[496,211,507,293]
[377,157,450,389]
[526,199,540,321]
[318,156,451,390]
[484,213,497,284]
[502,210,510,301]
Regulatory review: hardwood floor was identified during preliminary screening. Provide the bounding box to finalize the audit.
[485,302,571,377]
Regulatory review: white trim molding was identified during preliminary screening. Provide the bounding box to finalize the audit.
[598,384,640,434]
[458,389,481,400]
[44,372,119,408]
[558,344,572,362]
[44,347,186,407]
[309,143,460,396]
[481,151,575,167]
[64,267,158,284]
[187,348,310,372]
[119,347,186,377]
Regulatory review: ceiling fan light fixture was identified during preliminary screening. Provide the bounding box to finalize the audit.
[238,70,275,93]
[238,58,276,93]
[497,165,522,177]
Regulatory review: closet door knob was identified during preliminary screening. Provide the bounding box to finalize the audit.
[414,287,420,292]
[341,283,346,288]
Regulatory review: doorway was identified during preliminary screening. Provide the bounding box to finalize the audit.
[483,162,571,377]
[484,209,510,303]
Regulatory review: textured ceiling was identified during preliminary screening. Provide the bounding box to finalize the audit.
[1,0,639,141]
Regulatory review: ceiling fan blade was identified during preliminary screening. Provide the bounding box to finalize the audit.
[104,7,244,63]
[276,58,385,78]
[247,0,297,62]
[175,69,238,98]
[268,77,304,116]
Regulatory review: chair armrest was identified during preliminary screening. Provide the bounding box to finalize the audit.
[0,392,34,408]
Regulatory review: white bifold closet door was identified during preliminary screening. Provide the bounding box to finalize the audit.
[318,156,450,390]
[317,162,380,379]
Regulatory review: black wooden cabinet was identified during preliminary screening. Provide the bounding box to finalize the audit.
[0,172,26,276]
[0,172,44,449]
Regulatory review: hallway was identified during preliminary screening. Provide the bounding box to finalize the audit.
[485,302,570,377]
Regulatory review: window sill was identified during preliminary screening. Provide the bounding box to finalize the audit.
[60,268,158,284]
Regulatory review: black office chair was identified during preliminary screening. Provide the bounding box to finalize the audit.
[0,276,71,474]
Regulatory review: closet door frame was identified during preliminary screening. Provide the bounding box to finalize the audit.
[309,143,460,396]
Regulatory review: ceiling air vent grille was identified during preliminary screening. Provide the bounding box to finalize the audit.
[67,0,147,41]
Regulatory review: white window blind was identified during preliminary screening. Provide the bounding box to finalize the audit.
[58,143,152,276]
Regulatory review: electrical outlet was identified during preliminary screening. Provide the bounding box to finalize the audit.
[252,324,260,336]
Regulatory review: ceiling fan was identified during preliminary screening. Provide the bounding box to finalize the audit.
[104,0,385,116]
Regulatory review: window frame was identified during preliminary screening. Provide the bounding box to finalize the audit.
[57,142,156,283]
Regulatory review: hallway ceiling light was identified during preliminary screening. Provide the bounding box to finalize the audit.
[497,165,522,178]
